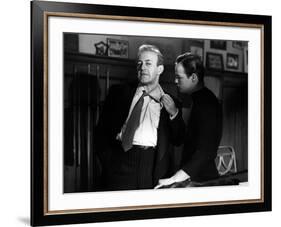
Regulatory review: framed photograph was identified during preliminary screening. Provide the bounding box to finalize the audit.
[226,53,239,69]
[107,38,129,58]
[94,41,109,56]
[31,1,271,226]
[206,52,224,71]
[210,40,227,50]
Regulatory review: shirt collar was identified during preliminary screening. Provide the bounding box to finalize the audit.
[137,84,164,103]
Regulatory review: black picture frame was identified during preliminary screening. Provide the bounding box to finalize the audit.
[206,52,224,71]
[226,53,239,69]
[107,38,129,58]
[94,41,109,56]
[210,40,227,50]
[31,1,272,226]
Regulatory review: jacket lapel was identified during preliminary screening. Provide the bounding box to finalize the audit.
[121,84,138,123]
[156,109,167,161]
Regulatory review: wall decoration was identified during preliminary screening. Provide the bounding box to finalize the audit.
[107,38,129,58]
[226,53,239,69]
[31,1,271,226]
[206,52,224,71]
[210,40,227,50]
[94,41,108,56]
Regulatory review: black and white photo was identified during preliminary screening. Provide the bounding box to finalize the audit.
[63,33,248,193]
[31,1,271,225]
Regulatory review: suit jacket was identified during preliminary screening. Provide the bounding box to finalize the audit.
[179,87,222,182]
[96,82,184,187]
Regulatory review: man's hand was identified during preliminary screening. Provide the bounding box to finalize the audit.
[161,94,178,116]
[154,169,190,189]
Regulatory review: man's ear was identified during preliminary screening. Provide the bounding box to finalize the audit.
[191,73,198,83]
[157,65,164,75]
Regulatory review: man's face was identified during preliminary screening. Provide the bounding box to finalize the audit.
[175,63,195,94]
[137,51,162,87]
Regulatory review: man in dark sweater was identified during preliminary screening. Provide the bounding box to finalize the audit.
[156,53,222,188]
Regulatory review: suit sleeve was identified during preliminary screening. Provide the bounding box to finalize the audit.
[182,102,222,179]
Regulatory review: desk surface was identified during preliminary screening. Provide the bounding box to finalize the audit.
[159,171,248,189]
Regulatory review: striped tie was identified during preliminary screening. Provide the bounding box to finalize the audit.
[122,91,148,151]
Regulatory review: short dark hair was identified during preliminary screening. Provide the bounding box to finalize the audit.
[175,53,205,84]
[137,44,164,66]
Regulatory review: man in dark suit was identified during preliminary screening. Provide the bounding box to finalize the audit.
[96,44,183,191]
[156,53,222,188]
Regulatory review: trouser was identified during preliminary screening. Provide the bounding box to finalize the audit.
[105,145,155,191]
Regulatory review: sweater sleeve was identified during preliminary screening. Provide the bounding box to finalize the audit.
[167,96,186,146]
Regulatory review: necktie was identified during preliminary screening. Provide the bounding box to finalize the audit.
[122,91,148,151]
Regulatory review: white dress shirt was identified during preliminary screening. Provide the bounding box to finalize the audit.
[117,84,164,147]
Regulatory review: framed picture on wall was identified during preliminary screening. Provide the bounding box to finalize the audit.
[206,52,224,71]
[107,38,129,58]
[94,41,109,56]
[226,53,239,69]
[210,40,227,50]
[31,1,271,226]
